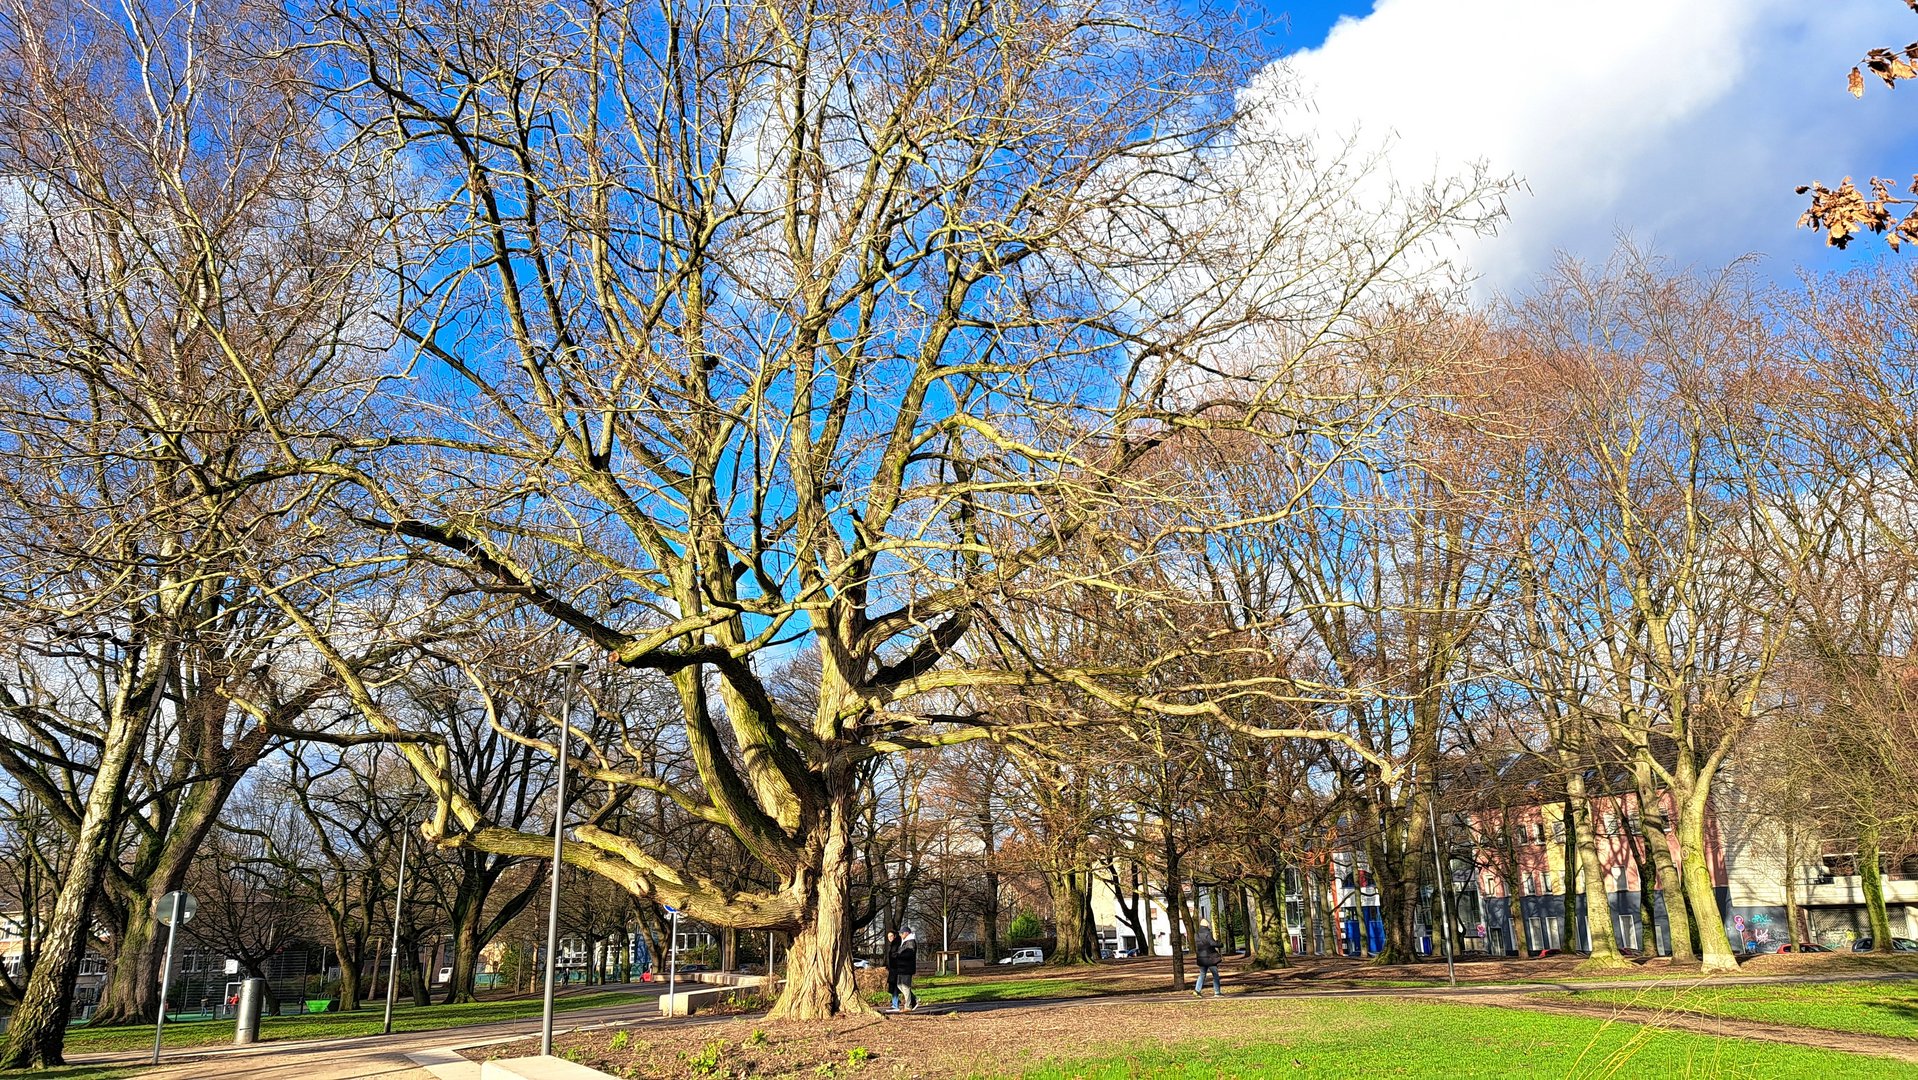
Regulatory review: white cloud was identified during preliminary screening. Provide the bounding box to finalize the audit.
[1266,0,1916,293]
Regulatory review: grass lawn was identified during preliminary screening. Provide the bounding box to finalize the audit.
[496,993,1908,1079]
[1536,979,1918,1039]
[15,1067,142,1080]
[54,989,650,1056]
[1007,999,1901,1079]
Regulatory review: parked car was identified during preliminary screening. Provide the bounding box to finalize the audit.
[1772,942,1833,953]
[1850,937,1918,952]
[853,958,873,969]
[999,947,1044,966]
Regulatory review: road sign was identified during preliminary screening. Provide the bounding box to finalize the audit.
[154,891,197,927]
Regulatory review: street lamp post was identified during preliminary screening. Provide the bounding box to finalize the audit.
[540,662,584,1057]
[1424,771,1458,988]
[382,824,412,1035]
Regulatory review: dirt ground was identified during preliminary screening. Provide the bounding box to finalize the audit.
[469,997,1327,1079]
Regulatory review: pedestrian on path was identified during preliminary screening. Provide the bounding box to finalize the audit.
[890,929,919,1011]
[1193,921,1223,997]
[884,930,901,1011]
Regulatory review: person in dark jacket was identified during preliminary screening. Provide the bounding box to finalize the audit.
[883,930,901,1010]
[889,929,919,1011]
[1192,921,1223,997]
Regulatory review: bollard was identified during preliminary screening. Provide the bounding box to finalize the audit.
[235,977,267,1045]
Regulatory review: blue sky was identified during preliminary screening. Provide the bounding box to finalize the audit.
[1237,0,1915,296]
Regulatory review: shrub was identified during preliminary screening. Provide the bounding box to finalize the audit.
[1007,911,1044,945]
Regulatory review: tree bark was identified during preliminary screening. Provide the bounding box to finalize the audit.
[1368,830,1415,964]
[1559,797,1579,951]
[1045,870,1096,965]
[1632,765,1696,963]
[768,779,870,1020]
[1860,822,1894,953]
[1567,780,1626,965]
[1672,773,1737,972]
[0,668,158,1069]
[1248,874,1289,969]
[1162,831,1186,987]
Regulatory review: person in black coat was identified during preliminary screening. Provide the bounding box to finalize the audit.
[1192,921,1223,997]
[883,930,900,1010]
[889,929,919,1011]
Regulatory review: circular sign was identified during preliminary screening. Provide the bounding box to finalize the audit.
[154,890,197,926]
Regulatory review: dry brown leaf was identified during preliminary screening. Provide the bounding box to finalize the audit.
[1851,67,1866,96]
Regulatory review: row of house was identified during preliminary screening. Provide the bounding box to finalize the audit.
[1083,754,1915,960]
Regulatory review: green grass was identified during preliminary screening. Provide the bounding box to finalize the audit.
[6,1067,142,1080]
[1536,979,1918,1039]
[57,990,650,1055]
[999,998,1909,1079]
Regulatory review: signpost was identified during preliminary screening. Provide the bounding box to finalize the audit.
[152,890,197,1065]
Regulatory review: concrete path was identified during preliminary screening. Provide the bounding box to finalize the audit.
[83,986,670,1080]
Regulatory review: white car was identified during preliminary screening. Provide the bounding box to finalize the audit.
[998,947,1044,966]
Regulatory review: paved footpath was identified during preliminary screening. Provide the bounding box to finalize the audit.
[77,986,673,1080]
[81,969,1918,1078]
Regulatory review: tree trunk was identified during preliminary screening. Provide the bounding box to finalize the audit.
[0,674,155,1069]
[1368,832,1414,965]
[91,732,250,1025]
[1559,797,1579,951]
[982,867,1001,963]
[1567,779,1626,965]
[1249,874,1289,969]
[1627,822,1657,955]
[337,938,365,1011]
[768,779,870,1020]
[1779,817,1807,954]
[1633,761,1696,963]
[1314,867,1336,957]
[1045,870,1095,965]
[89,913,163,1027]
[408,943,431,1012]
[444,894,486,1005]
[1860,822,1894,953]
[1162,832,1186,987]
[1672,779,1736,972]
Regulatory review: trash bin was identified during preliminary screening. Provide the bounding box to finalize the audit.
[235,977,267,1045]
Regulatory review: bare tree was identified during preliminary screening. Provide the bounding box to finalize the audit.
[258,0,1498,1019]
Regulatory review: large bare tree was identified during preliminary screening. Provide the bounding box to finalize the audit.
[256,0,1499,1018]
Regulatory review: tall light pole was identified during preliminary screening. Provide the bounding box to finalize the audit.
[541,661,584,1057]
[382,822,412,1035]
[1424,766,1457,988]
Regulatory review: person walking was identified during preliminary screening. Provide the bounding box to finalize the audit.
[883,930,901,1011]
[1192,920,1223,997]
[890,929,919,1011]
